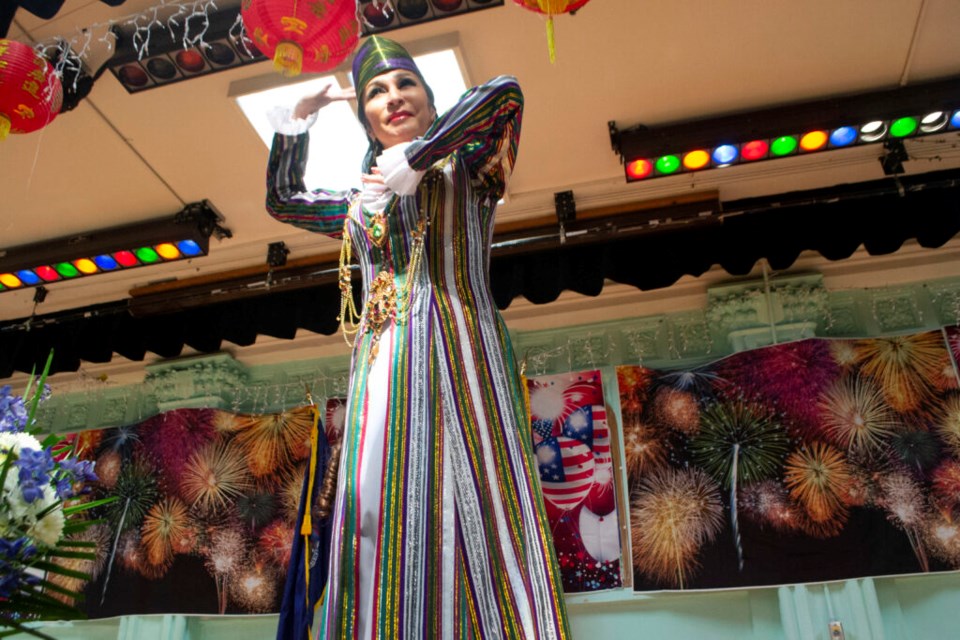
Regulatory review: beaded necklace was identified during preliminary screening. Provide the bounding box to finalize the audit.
[338,166,445,363]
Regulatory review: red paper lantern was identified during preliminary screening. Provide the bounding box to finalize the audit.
[517,0,590,14]
[512,0,592,62]
[241,0,359,77]
[0,39,63,140]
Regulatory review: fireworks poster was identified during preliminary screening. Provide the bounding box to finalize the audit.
[527,369,623,592]
[619,330,960,591]
[49,407,319,617]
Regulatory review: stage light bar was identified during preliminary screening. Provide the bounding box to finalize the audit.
[359,0,504,35]
[611,76,960,183]
[108,7,266,94]
[0,201,223,293]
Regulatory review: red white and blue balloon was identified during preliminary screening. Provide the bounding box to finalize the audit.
[528,373,611,513]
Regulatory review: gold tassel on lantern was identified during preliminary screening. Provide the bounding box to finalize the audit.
[538,0,571,64]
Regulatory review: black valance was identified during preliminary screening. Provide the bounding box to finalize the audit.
[3,168,959,378]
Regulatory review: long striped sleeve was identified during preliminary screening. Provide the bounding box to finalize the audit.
[405,75,523,197]
[265,132,358,238]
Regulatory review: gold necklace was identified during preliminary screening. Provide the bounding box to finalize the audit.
[338,166,444,363]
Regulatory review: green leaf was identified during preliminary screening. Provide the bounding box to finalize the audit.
[30,560,91,581]
[56,540,98,549]
[36,578,86,601]
[45,548,96,560]
[25,351,54,427]
[63,496,118,515]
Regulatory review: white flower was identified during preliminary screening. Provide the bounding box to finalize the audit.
[1,433,57,540]
[0,431,43,459]
[28,501,65,547]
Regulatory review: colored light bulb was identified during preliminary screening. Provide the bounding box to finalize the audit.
[919,111,948,133]
[626,159,654,180]
[55,262,79,278]
[770,136,798,156]
[889,116,918,138]
[178,240,203,256]
[114,251,139,267]
[799,130,828,152]
[35,266,60,282]
[829,126,857,147]
[95,254,119,270]
[655,155,681,174]
[74,258,98,275]
[712,144,738,165]
[741,140,769,161]
[135,247,160,264]
[859,121,887,142]
[951,110,960,129]
[682,150,710,170]
[155,243,181,260]
[0,274,22,288]
[16,270,41,285]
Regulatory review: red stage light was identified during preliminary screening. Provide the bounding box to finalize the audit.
[626,158,654,180]
[741,140,769,161]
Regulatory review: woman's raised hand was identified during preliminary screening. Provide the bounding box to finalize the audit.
[293,84,357,120]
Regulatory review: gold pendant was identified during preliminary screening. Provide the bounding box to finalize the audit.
[366,211,387,247]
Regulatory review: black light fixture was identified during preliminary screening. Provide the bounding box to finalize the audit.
[610,76,960,182]
[880,140,909,176]
[108,6,265,94]
[266,241,289,268]
[358,0,504,35]
[0,201,228,294]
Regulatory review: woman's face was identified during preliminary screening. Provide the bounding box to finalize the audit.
[362,69,435,150]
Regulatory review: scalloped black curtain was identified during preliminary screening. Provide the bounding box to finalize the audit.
[2,171,960,378]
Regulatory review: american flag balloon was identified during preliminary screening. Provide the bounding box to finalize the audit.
[535,435,595,511]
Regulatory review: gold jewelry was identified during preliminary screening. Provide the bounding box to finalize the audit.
[365,210,388,247]
[338,163,445,363]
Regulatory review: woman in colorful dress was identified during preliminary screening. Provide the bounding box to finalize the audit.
[265,36,570,639]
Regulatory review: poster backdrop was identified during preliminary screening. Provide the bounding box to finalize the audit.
[619,331,960,590]
[53,407,318,617]
[527,369,623,592]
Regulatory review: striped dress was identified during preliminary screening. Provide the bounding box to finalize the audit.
[266,76,570,640]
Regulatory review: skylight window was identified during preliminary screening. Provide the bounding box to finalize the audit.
[235,48,467,192]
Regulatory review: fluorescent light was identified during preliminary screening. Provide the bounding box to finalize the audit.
[236,49,467,192]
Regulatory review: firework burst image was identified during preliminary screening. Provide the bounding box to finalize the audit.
[624,333,960,591]
[232,408,314,478]
[854,332,947,414]
[691,397,791,569]
[630,467,723,588]
[925,511,960,565]
[932,460,960,507]
[819,375,898,455]
[229,559,280,613]
[714,340,839,435]
[651,387,700,436]
[935,393,960,456]
[878,473,932,571]
[140,496,191,571]
[56,407,320,617]
[180,441,253,513]
[784,442,853,525]
[739,480,801,532]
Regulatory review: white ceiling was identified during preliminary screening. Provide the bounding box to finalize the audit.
[2,0,960,325]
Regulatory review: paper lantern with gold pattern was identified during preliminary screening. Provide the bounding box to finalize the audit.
[0,39,63,140]
[240,0,359,77]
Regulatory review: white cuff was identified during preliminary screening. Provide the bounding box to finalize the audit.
[267,106,318,136]
[377,143,426,196]
[361,180,394,213]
